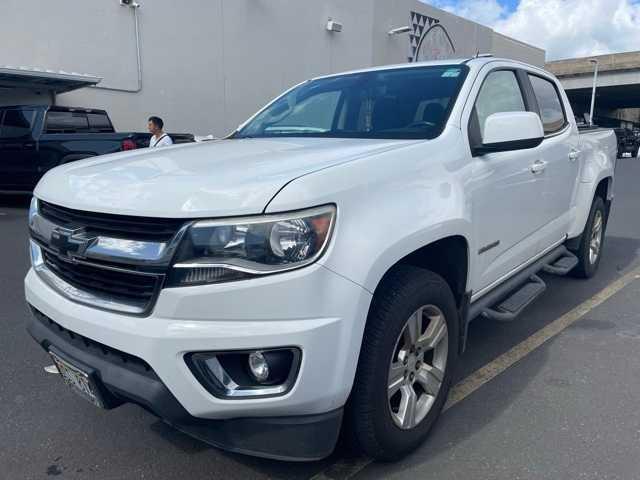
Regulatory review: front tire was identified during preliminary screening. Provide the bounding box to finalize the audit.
[570,196,606,278]
[344,266,459,461]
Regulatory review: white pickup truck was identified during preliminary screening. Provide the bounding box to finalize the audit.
[25,57,616,461]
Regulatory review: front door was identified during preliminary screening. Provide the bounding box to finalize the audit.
[468,69,549,293]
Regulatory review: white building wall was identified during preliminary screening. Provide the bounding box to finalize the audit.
[0,0,545,137]
[491,32,546,66]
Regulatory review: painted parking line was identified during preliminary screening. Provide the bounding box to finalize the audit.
[311,265,640,480]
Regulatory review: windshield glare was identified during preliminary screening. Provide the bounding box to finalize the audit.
[235,65,468,140]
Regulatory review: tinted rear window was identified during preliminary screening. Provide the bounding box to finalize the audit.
[45,111,89,133]
[528,75,566,134]
[87,113,113,132]
[0,109,36,138]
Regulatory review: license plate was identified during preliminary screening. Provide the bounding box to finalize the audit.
[49,350,105,408]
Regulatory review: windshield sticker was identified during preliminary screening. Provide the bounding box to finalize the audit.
[442,69,461,78]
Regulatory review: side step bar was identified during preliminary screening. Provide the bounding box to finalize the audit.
[542,250,578,276]
[481,274,546,322]
[468,245,569,323]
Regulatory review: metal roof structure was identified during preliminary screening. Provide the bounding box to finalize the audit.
[0,66,101,93]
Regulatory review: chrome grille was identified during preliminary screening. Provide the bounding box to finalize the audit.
[30,200,185,315]
[42,250,161,306]
[39,201,185,242]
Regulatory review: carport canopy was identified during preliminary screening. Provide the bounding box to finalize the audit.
[0,66,101,94]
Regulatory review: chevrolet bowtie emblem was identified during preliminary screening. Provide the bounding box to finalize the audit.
[50,227,93,260]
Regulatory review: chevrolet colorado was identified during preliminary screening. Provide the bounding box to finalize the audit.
[0,105,194,192]
[25,57,616,461]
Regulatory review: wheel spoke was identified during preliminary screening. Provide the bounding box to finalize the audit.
[593,213,602,234]
[388,362,405,398]
[416,364,443,396]
[589,212,603,264]
[397,385,418,429]
[403,308,422,346]
[419,313,447,350]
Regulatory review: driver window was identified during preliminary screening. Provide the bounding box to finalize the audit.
[474,70,526,139]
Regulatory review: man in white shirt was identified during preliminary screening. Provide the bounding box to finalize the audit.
[148,116,173,148]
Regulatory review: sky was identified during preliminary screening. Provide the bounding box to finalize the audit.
[429,0,640,60]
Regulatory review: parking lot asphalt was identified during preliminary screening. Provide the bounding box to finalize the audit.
[1,158,639,480]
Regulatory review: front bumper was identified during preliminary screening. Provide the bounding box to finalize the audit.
[25,263,372,460]
[28,309,342,461]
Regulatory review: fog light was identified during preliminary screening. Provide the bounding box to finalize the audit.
[248,351,270,383]
[185,347,301,399]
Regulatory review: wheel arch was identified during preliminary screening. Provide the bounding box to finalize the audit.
[366,234,471,354]
[594,176,614,228]
[389,235,470,308]
[567,174,614,242]
[594,176,613,200]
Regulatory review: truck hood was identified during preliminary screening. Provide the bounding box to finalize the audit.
[35,137,417,218]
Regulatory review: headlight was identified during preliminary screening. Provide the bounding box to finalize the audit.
[167,205,335,286]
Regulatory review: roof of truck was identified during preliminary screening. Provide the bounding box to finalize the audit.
[312,56,551,81]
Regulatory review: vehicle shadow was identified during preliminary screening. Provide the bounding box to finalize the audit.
[352,339,557,479]
[148,419,335,479]
[458,234,640,379]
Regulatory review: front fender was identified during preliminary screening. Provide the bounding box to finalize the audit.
[265,129,473,294]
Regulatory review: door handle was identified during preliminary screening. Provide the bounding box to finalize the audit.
[530,160,547,174]
[568,149,581,161]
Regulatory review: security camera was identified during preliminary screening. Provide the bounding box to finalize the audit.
[387,26,411,35]
[326,19,343,33]
[120,0,140,8]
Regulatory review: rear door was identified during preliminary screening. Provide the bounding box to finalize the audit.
[0,108,38,191]
[525,73,579,248]
[467,68,550,294]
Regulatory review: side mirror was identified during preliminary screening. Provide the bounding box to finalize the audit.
[474,111,544,156]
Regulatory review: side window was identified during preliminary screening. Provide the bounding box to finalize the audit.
[0,109,36,138]
[45,111,89,133]
[528,75,566,134]
[474,70,526,139]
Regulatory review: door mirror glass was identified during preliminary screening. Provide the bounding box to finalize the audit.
[475,111,544,155]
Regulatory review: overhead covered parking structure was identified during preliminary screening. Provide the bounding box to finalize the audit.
[0,66,101,106]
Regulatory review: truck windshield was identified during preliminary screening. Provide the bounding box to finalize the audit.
[234,65,469,140]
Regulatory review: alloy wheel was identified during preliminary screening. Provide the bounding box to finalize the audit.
[387,305,448,430]
[589,209,603,265]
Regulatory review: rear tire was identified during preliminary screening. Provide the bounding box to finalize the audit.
[570,196,606,278]
[344,266,459,461]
